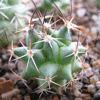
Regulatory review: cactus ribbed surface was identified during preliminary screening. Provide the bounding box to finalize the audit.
[13,21,86,92]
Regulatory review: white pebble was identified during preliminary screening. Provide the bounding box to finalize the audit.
[76,8,86,17]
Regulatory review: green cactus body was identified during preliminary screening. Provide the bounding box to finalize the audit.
[13,24,86,92]
[38,0,69,14]
[0,0,27,46]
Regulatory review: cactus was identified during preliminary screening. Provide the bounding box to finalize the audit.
[0,0,28,46]
[38,0,70,14]
[12,10,86,94]
[3,1,87,97]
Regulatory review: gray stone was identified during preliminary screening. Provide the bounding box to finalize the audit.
[74,89,82,97]
[81,76,90,84]
[96,41,100,50]
[83,68,93,78]
[74,82,83,90]
[90,75,99,85]
[93,90,100,100]
[87,85,96,94]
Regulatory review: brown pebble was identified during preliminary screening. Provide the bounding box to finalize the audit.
[24,95,30,100]
[0,77,6,82]
[1,88,20,100]
[83,63,91,69]
[81,94,91,100]
[53,96,59,100]
[0,80,14,93]
[92,60,100,68]
[0,58,2,66]
[12,94,22,100]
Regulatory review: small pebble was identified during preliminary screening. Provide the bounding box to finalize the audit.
[89,54,97,60]
[53,96,59,100]
[3,63,16,70]
[82,84,88,89]
[92,65,99,72]
[81,76,90,84]
[38,97,46,100]
[74,82,83,90]
[92,60,100,67]
[89,59,95,66]
[0,77,6,82]
[74,98,82,100]
[8,63,16,70]
[3,72,14,80]
[96,41,100,50]
[81,94,91,100]
[60,96,68,100]
[76,17,89,24]
[17,80,27,89]
[87,84,96,94]
[91,27,98,35]
[93,47,99,53]
[20,89,28,95]
[12,94,22,100]
[17,61,25,72]
[75,3,84,9]
[83,68,93,78]
[48,95,53,100]
[0,66,6,77]
[76,8,86,17]
[1,88,20,100]
[84,63,91,69]
[24,95,30,100]
[93,90,100,100]
[90,75,99,85]
[0,58,2,66]
[72,36,78,42]
[88,8,98,14]
[74,89,82,97]
[0,80,14,93]
[91,15,98,21]
[2,54,9,61]
[96,81,100,90]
